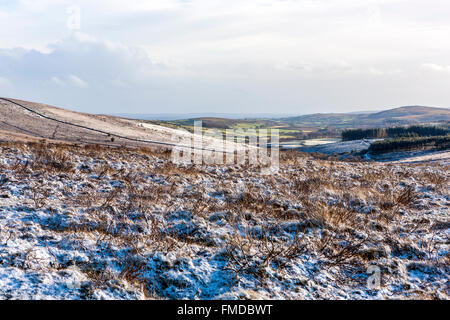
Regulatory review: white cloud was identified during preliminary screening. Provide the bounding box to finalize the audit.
[50,74,88,88]
[50,76,66,86]
[0,1,450,112]
[421,63,450,73]
[67,74,88,88]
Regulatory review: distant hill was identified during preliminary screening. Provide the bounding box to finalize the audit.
[152,105,449,142]
[282,106,450,128]
[114,113,297,121]
[3,98,446,147]
[171,117,280,129]
[280,113,361,127]
[118,106,449,127]
[367,106,450,122]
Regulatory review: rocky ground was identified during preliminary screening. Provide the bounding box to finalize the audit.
[0,142,448,300]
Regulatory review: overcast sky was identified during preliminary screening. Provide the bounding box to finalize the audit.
[1,0,450,115]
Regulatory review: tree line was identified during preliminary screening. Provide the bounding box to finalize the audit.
[342,125,449,141]
[368,135,450,154]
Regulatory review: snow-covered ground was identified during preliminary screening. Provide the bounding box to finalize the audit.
[0,142,448,300]
[297,139,382,154]
[0,98,249,153]
[370,150,450,165]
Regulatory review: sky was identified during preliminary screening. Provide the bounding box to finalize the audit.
[0,0,450,115]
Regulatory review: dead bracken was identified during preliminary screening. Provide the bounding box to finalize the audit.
[0,142,448,300]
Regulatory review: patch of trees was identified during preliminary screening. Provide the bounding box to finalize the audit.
[368,135,450,154]
[342,128,385,140]
[342,125,449,141]
[386,126,448,138]
[303,127,340,139]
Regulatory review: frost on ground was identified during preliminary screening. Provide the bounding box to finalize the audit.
[0,142,448,300]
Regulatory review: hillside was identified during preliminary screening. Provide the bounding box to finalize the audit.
[367,106,450,123]
[166,106,450,129]
[283,106,450,127]
[148,106,449,143]
[0,142,448,299]
[0,97,244,152]
[0,98,448,300]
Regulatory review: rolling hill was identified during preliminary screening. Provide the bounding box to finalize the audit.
[1,98,448,147]
[149,105,449,142]
[366,106,450,122]
[154,106,449,131]
[282,106,450,127]
[0,97,245,152]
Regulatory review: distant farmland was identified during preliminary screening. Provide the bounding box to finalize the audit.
[146,106,450,144]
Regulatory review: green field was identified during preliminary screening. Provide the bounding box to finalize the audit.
[143,106,450,145]
[145,117,337,143]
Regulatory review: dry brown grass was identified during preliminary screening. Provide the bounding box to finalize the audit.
[1,141,448,299]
